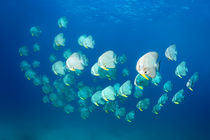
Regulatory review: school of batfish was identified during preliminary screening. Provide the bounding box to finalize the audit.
[19,17,199,122]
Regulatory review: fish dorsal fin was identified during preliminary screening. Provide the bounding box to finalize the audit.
[149,52,158,60]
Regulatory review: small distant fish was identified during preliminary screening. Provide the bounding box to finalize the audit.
[165,44,177,61]
[66,52,88,71]
[98,50,117,71]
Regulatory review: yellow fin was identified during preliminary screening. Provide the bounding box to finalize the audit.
[101,66,109,71]
[178,75,182,78]
[94,103,99,106]
[141,74,149,80]
[189,87,193,91]
[80,97,85,100]
[168,57,173,61]
[127,120,132,123]
[70,68,76,71]
[138,86,143,90]
[104,97,108,101]
[174,101,179,104]
[155,112,159,115]
[139,108,143,111]
[121,94,128,98]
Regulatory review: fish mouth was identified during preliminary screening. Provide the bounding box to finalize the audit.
[141,74,149,80]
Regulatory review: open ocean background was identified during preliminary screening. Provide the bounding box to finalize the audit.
[0,0,210,140]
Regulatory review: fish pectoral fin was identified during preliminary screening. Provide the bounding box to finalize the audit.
[95,103,99,106]
[122,94,128,98]
[103,67,109,71]
[174,101,179,104]
[141,74,149,80]
[80,97,85,100]
[139,108,143,111]
[70,68,76,71]
[178,75,182,78]
[104,97,108,101]
[189,87,193,91]
[138,86,144,90]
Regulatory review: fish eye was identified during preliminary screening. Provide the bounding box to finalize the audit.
[145,71,147,74]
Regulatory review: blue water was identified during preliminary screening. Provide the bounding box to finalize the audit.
[1,0,210,140]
